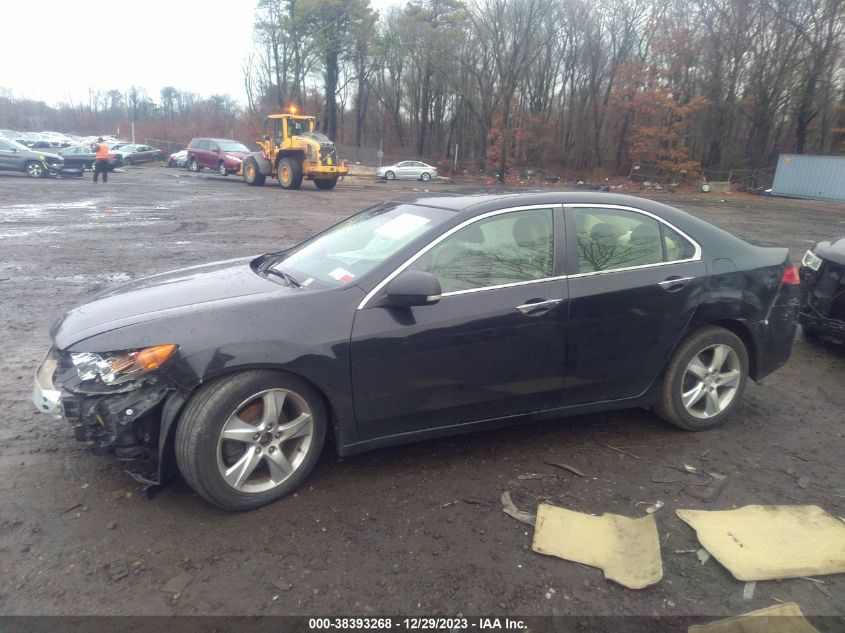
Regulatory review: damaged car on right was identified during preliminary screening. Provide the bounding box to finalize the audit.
[800,236,845,343]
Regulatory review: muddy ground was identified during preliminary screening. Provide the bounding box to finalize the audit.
[0,165,844,620]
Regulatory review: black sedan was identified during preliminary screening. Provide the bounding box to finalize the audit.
[800,236,845,343]
[32,192,800,510]
[58,145,123,172]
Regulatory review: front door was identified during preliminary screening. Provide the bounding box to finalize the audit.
[0,139,19,170]
[350,206,568,440]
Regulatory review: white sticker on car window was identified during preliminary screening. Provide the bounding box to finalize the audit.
[328,267,355,283]
[375,213,430,240]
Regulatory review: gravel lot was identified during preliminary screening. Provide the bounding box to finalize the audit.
[1,165,844,619]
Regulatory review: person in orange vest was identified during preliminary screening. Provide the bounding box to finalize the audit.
[92,137,111,183]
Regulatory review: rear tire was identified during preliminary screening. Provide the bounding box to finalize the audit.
[218,161,228,177]
[655,326,748,431]
[314,178,338,190]
[175,370,327,511]
[278,157,303,190]
[242,157,266,186]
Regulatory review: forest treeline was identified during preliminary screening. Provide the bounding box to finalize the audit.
[3,0,844,179]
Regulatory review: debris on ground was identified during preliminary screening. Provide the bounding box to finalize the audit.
[500,491,536,526]
[635,500,664,514]
[688,602,820,633]
[159,572,193,594]
[677,505,845,580]
[108,560,129,582]
[543,459,587,477]
[696,549,711,565]
[532,504,662,589]
[743,581,756,601]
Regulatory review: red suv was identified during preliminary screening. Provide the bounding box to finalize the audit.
[186,138,251,176]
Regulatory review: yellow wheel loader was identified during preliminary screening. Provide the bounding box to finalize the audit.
[242,111,349,190]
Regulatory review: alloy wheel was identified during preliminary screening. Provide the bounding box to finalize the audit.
[216,388,314,493]
[681,344,741,419]
[26,162,44,178]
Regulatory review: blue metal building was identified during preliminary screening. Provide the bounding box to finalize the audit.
[771,154,845,202]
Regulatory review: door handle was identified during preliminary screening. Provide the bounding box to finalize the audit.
[516,298,563,315]
[658,276,695,292]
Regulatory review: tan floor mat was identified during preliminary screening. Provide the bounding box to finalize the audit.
[688,602,820,633]
[677,505,845,581]
[531,504,662,589]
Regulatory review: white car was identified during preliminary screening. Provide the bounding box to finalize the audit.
[376,160,438,182]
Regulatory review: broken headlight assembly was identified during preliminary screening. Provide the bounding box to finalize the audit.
[68,344,178,389]
[802,249,823,271]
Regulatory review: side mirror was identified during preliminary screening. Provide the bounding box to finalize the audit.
[384,270,441,307]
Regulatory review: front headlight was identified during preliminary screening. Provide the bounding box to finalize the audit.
[225,155,242,162]
[70,344,178,387]
[802,250,822,271]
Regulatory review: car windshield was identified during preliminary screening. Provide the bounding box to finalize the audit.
[273,203,455,288]
[219,142,249,152]
[7,139,29,151]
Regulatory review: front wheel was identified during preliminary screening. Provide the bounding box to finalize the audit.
[421,172,432,182]
[123,157,132,166]
[25,161,45,178]
[385,170,395,180]
[189,157,199,172]
[655,326,748,431]
[314,178,338,190]
[242,157,266,186]
[175,370,327,511]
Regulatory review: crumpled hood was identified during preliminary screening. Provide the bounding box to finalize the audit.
[51,257,290,348]
[815,237,845,266]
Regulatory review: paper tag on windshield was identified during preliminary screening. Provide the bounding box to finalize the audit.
[375,213,430,240]
[328,267,354,283]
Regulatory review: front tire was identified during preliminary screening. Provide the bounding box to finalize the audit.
[314,178,338,190]
[175,370,327,511]
[421,172,432,182]
[123,157,132,166]
[189,157,199,172]
[25,161,45,178]
[278,157,303,190]
[655,326,748,431]
[385,170,395,180]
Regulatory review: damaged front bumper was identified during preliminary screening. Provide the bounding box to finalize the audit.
[799,258,845,343]
[32,347,178,482]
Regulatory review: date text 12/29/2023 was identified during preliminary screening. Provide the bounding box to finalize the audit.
[308,618,527,631]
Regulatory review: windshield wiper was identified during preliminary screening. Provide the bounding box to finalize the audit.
[265,267,301,288]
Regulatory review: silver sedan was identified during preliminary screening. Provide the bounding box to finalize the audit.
[376,160,438,181]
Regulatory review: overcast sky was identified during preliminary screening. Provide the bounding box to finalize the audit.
[0,0,403,107]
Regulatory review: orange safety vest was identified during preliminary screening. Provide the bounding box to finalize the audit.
[95,143,110,160]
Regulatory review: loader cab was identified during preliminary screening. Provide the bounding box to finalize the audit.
[265,115,316,146]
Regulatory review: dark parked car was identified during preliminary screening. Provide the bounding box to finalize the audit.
[0,138,63,177]
[33,192,799,510]
[58,145,123,172]
[186,138,251,176]
[111,144,161,165]
[799,237,845,343]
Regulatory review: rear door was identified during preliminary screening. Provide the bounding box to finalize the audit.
[562,204,706,404]
[0,139,17,170]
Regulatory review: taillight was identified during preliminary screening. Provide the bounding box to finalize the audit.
[781,266,800,285]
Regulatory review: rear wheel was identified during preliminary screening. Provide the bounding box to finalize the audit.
[25,161,44,178]
[218,161,228,177]
[656,326,748,431]
[278,157,303,190]
[175,370,327,511]
[314,178,338,190]
[242,157,266,186]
